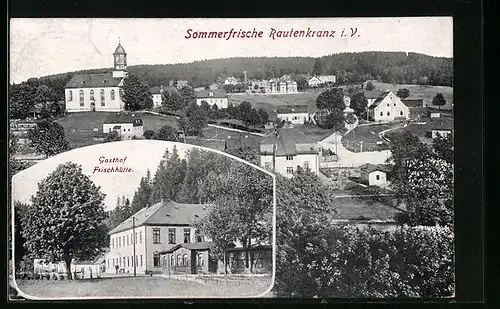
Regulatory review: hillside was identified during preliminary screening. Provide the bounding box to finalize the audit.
[34,51,452,89]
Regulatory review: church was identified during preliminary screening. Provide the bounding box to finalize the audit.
[64,42,128,113]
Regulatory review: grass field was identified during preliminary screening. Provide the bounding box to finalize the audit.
[15,275,273,298]
[341,123,403,152]
[55,111,178,149]
[369,81,453,110]
[333,196,403,221]
[228,92,319,116]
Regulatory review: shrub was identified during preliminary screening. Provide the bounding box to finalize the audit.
[275,225,454,298]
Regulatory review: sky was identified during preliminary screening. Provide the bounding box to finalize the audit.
[11,140,256,211]
[9,17,453,83]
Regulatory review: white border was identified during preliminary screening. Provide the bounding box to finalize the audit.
[10,141,277,300]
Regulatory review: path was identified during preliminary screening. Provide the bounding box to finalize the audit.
[379,122,408,143]
[206,124,265,137]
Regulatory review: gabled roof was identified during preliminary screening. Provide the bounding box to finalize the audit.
[276,105,310,114]
[368,91,392,109]
[65,73,122,89]
[108,200,210,235]
[260,129,319,156]
[104,112,143,126]
[196,89,228,99]
[359,163,390,173]
[161,242,214,254]
[364,90,384,99]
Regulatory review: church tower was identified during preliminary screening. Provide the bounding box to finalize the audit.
[112,40,127,78]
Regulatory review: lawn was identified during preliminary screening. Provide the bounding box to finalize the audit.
[332,196,403,221]
[369,81,453,110]
[385,116,454,143]
[15,275,273,299]
[341,123,403,152]
[55,111,178,149]
[228,92,319,116]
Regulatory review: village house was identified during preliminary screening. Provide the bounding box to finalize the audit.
[150,85,178,108]
[308,75,336,87]
[276,105,311,124]
[260,128,321,178]
[195,89,229,109]
[65,42,128,113]
[102,112,144,139]
[367,91,410,122]
[359,163,390,187]
[10,120,38,145]
[269,78,298,94]
[428,117,453,139]
[224,76,239,86]
[169,80,190,89]
[364,90,384,107]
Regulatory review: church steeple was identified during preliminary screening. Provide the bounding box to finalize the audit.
[113,39,127,78]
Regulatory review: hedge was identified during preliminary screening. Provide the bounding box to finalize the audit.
[275,225,454,298]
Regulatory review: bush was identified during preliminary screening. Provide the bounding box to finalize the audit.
[275,225,454,298]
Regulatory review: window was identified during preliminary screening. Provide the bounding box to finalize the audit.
[110,89,115,100]
[79,90,84,106]
[153,228,161,243]
[127,235,129,246]
[197,253,204,266]
[135,256,138,267]
[400,111,404,116]
[118,237,121,247]
[304,162,309,170]
[376,174,380,180]
[170,255,174,268]
[100,89,105,106]
[123,236,125,246]
[286,155,293,160]
[135,232,137,244]
[177,254,182,266]
[286,167,294,174]
[380,111,383,116]
[140,255,143,266]
[163,256,167,267]
[183,254,189,266]
[195,230,203,242]
[90,90,94,101]
[387,111,390,116]
[107,259,109,269]
[127,256,130,267]
[394,103,396,106]
[139,231,142,243]
[168,228,176,244]
[69,90,73,101]
[184,229,191,243]
[112,259,115,267]
[131,256,134,267]
[111,238,114,248]
[153,253,160,267]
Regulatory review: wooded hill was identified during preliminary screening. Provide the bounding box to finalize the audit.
[30,51,452,89]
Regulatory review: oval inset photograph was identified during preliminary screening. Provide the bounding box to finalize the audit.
[11,140,275,299]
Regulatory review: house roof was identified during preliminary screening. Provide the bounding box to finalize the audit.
[108,200,210,235]
[260,129,319,156]
[225,76,239,82]
[359,163,390,174]
[161,242,214,254]
[225,135,261,150]
[368,91,392,109]
[196,89,228,99]
[430,117,454,131]
[276,105,310,114]
[104,112,143,126]
[65,73,122,88]
[364,90,384,99]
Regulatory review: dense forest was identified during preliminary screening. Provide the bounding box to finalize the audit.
[29,51,453,88]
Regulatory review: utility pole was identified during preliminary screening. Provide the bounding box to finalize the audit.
[272,144,276,174]
[132,217,136,277]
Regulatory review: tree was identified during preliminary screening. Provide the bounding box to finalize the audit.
[33,85,53,118]
[197,161,273,273]
[350,92,368,117]
[154,125,179,142]
[10,202,29,269]
[186,105,208,136]
[320,108,346,132]
[316,87,345,111]
[225,147,260,165]
[21,162,108,280]
[9,132,19,156]
[396,88,410,99]
[104,131,121,142]
[161,90,183,111]
[10,82,37,119]
[143,130,155,140]
[365,81,375,91]
[130,170,153,213]
[27,120,69,158]
[149,147,187,204]
[312,59,323,75]
[432,93,447,110]
[122,74,153,111]
[257,108,269,125]
[178,86,196,110]
[433,133,454,164]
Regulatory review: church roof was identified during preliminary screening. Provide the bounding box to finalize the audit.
[65,73,122,89]
[114,43,126,54]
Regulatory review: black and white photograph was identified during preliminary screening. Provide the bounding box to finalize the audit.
[9,17,454,299]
